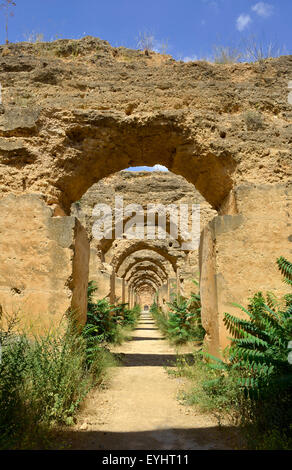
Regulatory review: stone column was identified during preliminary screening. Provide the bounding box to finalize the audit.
[200,184,292,357]
[129,287,133,309]
[115,276,123,304]
[176,267,180,299]
[122,278,126,304]
[0,194,90,332]
[110,272,115,305]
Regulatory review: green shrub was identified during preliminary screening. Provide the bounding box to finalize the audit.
[86,281,123,343]
[0,316,115,449]
[150,302,169,335]
[170,352,243,425]
[86,297,122,344]
[85,281,141,345]
[220,257,292,448]
[167,296,201,343]
[0,335,30,447]
[173,258,292,449]
[223,291,292,398]
[218,257,292,401]
[122,304,141,327]
[151,282,205,344]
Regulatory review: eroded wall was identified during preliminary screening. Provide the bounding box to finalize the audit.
[200,183,292,356]
[72,170,216,305]
[0,37,291,354]
[0,194,89,331]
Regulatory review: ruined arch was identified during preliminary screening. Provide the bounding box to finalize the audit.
[119,258,169,280]
[130,277,159,292]
[112,242,176,310]
[128,271,164,289]
[56,114,236,213]
[110,241,182,273]
[125,264,167,285]
[133,280,157,307]
[129,272,161,288]
[0,39,291,357]
[117,249,176,278]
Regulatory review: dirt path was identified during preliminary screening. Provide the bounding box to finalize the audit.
[62,312,239,450]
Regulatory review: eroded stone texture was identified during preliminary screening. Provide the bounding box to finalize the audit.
[138,287,155,309]
[0,37,291,212]
[200,183,292,355]
[0,37,291,354]
[88,247,112,300]
[0,194,89,331]
[70,170,216,314]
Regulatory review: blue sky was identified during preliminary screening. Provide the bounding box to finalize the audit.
[1,0,291,60]
[1,0,290,171]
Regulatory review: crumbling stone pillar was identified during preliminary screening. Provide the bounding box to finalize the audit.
[115,276,123,303]
[128,287,133,309]
[0,194,90,332]
[110,272,115,305]
[200,184,292,357]
[169,278,177,300]
[160,282,169,313]
[122,278,126,304]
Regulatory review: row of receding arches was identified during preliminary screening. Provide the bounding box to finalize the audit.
[104,238,184,310]
[78,168,202,310]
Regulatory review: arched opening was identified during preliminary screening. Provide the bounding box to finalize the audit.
[72,166,211,319]
[0,37,290,451]
[53,115,236,213]
[2,94,289,356]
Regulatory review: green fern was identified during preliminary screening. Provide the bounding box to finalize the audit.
[277,256,292,286]
[223,260,292,398]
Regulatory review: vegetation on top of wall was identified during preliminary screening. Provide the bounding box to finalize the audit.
[170,257,292,450]
[0,0,16,44]
[151,281,205,344]
[211,36,287,64]
[243,110,264,131]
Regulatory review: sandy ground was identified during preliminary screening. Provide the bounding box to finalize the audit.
[61,312,240,450]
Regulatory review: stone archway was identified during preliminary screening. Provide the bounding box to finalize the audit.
[48,113,236,213]
[120,258,169,280]
[110,241,181,274]
[109,243,178,308]
[0,37,291,355]
[125,264,167,284]
[113,247,177,309]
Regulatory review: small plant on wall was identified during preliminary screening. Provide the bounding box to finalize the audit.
[0,0,16,44]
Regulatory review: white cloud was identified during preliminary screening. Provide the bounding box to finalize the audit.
[182,54,199,62]
[252,2,274,18]
[236,14,252,32]
[153,165,169,172]
[122,165,169,172]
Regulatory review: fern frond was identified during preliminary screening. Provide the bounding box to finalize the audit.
[277,256,292,281]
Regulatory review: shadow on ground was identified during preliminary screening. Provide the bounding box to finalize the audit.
[113,352,195,367]
[55,425,243,450]
[130,336,164,341]
[134,327,158,331]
